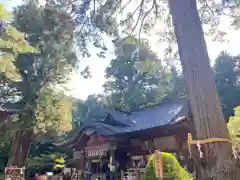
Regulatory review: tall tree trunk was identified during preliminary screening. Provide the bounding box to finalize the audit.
[7,130,32,167]
[168,0,240,179]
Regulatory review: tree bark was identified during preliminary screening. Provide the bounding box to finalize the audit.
[168,0,240,179]
[7,130,32,167]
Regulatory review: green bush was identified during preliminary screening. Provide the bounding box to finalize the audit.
[144,152,192,180]
[228,106,240,152]
[144,157,158,180]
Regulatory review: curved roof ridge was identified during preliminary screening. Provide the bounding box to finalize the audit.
[54,99,189,146]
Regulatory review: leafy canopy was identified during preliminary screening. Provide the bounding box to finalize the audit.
[168,51,240,119]
[34,88,73,138]
[103,36,173,111]
[0,2,77,140]
[0,4,36,80]
[214,52,240,119]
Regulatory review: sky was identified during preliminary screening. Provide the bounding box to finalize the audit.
[2,0,240,100]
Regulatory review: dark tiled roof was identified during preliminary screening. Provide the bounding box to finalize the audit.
[80,99,188,135]
[124,100,188,131]
[96,100,188,136]
[54,99,189,146]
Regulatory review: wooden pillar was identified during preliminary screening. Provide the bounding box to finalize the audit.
[109,148,117,180]
[100,158,103,173]
[83,155,92,180]
[79,151,85,180]
[110,149,115,164]
[86,159,92,171]
[121,170,124,180]
[136,169,139,180]
[154,151,163,179]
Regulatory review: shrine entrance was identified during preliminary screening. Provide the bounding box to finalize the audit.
[72,135,119,180]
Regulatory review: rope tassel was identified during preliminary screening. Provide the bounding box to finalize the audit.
[196,140,203,158]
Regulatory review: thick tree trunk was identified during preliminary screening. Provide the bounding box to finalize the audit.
[7,130,32,167]
[168,0,240,179]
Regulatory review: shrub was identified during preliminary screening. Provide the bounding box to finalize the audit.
[144,156,157,180]
[228,106,240,152]
[144,152,192,180]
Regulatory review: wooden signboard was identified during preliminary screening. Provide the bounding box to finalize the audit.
[84,135,110,157]
[153,136,177,151]
[5,167,24,180]
[154,151,163,179]
[86,149,105,157]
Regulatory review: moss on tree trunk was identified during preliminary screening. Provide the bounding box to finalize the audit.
[168,0,240,179]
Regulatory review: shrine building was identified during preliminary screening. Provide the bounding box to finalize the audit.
[55,99,193,180]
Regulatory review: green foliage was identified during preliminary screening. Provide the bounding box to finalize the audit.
[27,155,49,168]
[72,98,88,125]
[27,153,65,169]
[0,120,18,170]
[228,106,240,152]
[34,88,73,138]
[72,95,103,125]
[229,0,240,29]
[169,74,186,99]
[0,2,78,138]
[0,4,36,80]
[26,142,71,171]
[144,157,157,180]
[0,4,11,19]
[144,153,192,180]
[13,2,77,85]
[47,0,118,58]
[0,2,78,166]
[0,139,71,173]
[103,36,173,111]
[170,51,240,119]
[214,52,240,119]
